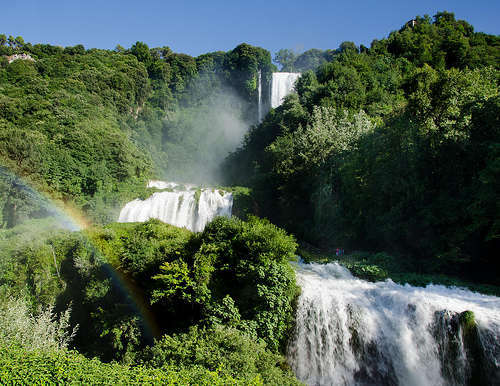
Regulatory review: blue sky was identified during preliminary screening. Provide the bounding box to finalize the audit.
[1,0,498,58]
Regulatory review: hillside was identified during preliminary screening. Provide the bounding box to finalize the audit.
[0,11,499,384]
[224,12,500,284]
[0,39,273,224]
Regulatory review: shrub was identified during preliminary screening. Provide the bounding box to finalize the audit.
[0,295,75,351]
[137,325,300,385]
[0,344,239,385]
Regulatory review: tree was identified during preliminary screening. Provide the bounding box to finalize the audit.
[434,11,456,25]
[274,49,297,71]
[151,46,172,60]
[339,41,358,53]
[14,36,24,50]
[63,44,85,55]
[293,49,328,72]
[130,41,152,67]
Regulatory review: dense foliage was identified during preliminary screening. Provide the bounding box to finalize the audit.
[0,344,243,385]
[0,291,297,384]
[71,217,298,357]
[137,325,299,384]
[225,12,500,284]
[0,37,273,225]
[0,11,499,384]
[275,48,335,72]
[0,215,299,382]
[0,45,152,224]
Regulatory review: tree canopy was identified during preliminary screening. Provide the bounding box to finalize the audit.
[224,12,500,284]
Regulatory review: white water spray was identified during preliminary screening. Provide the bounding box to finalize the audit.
[118,181,233,232]
[288,262,500,386]
[258,70,262,122]
[271,72,301,108]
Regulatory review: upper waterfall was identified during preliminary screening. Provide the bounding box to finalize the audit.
[118,181,233,232]
[288,262,500,386]
[271,72,301,108]
[257,70,263,122]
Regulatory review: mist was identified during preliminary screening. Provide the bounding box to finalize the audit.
[0,166,80,231]
[160,77,254,185]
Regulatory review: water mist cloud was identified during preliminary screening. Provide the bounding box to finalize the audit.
[160,78,252,185]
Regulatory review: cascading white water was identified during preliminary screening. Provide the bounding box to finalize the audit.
[147,180,189,190]
[288,262,500,386]
[271,72,301,108]
[118,181,233,232]
[257,70,262,122]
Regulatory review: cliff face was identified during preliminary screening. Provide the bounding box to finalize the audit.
[6,53,35,64]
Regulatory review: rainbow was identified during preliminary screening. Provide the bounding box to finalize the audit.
[0,166,161,339]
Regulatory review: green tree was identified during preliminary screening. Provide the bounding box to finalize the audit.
[274,48,297,71]
[130,41,152,67]
[14,36,24,50]
[339,41,358,53]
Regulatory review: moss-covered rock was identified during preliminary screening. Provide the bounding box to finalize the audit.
[458,311,487,386]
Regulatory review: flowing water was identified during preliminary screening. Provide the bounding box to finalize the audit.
[118,181,233,232]
[288,262,500,386]
[258,70,262,122]
[271,72,301,108]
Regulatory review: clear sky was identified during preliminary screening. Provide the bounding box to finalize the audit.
[1,0,498,58]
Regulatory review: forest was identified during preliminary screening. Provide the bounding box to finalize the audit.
[225,11,499,285]
[0,11,499,384]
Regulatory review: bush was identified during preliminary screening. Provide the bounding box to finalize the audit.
[193,216,300,351]
[137,325,300,385]
[0,295,75,352]
[47,217,299,362]
[342,263,389,282]
[0,344,239,385]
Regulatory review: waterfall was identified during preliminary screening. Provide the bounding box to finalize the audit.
[288,262,500,386]
[118,181,233,232]
[258,70,262,122]
[271,72,301,108]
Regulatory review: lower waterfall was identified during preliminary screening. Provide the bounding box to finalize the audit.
[288,262,500,386]
[118,181,233,232]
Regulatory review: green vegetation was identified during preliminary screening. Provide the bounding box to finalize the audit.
[0,216,299,382]
[0,344,243,385]
[0,46,152,224]
[1,11,499,384]
[137,325,299,385]
[299,248,500,296]
[0,217,74,309]
[274,48,337,72]
[0,290,297,385]
[6,290,211,384]
[0,37,273,225]
[226,12,500,286]
[0,295,74,352]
